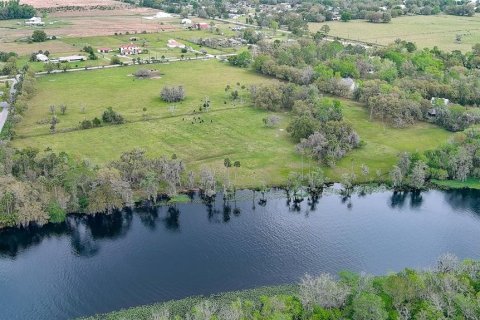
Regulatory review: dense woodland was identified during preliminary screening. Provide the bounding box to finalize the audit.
[0,0,35,20]
[98,255,480,320]
[252,39,480,129]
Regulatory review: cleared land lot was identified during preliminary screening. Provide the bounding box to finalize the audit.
[11,60,453,186]
[310,14,480,52]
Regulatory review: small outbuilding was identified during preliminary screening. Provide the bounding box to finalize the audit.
[97,48,111,53]
[36,53,49,62]
[194,22,210,30]
[25,17,45,26]
[58,55,87,62]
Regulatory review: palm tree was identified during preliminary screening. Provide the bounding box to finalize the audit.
[233,160,240,183]
[224,158,232,188]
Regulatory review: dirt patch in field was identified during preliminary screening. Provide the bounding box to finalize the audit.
[0,8,179,46]
[0,41,76,55]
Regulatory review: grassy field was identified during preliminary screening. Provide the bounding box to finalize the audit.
[431,178,480,190]
[310,14,480,52]
[12,59,453,187]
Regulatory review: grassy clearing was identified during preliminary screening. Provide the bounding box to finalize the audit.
[324,100,453,181]
[12,60,453,187]
[309,14,480,52]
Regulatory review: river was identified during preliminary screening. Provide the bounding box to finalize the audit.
[1,187,480,319]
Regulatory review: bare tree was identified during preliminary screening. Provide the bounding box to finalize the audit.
[299,273,350,310]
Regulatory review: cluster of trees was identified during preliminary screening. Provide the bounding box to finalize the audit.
[250,37,480,132]
[142,255,480,320]
[250,83,360,165]
[444,3,476,16]
[0,0,35,20]
[0,146,197,228]
[390,128,480,189]
[82,46,98,60]
[0,54,18,76]
[160,85,185,102]
[228,51,252,68]
[0,51,17,63]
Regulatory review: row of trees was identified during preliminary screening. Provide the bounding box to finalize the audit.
[141,254,480,320]
[0,145,228,228]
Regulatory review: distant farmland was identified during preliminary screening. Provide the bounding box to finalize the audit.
[20,0,125,9]
[310,14,480,52]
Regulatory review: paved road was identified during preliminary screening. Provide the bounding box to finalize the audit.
[0,76,18,135]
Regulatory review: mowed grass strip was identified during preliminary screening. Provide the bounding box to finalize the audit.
[12,60,453,186]
[310,14,480,52]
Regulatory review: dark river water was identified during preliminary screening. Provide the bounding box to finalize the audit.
[1,188,480,320]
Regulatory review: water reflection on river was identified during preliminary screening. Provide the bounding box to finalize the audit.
[0,188,480,320]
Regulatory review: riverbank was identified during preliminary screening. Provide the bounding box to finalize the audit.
[81,284,298,320]
[81,257,480,320]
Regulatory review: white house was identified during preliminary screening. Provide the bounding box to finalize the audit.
[119,44,142,55]
[181,18,192,25]
[25,17,45,26]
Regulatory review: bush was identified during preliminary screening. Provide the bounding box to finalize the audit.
[80,119,92,129]
[102,107,124,124]
[110,56,121,65]
[92,117,102,127]
[47,201,66,223]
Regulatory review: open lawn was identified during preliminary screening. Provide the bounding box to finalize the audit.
[310,14,480,52]
[12,60,453,186]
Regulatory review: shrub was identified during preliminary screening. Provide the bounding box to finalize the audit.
[80,119,92,129]
[47,201,66,223]
[102,107,124,124]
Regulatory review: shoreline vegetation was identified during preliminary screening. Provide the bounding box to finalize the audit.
[1,60,480,229]
[81,255,480,320]
[2,10,480,230]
